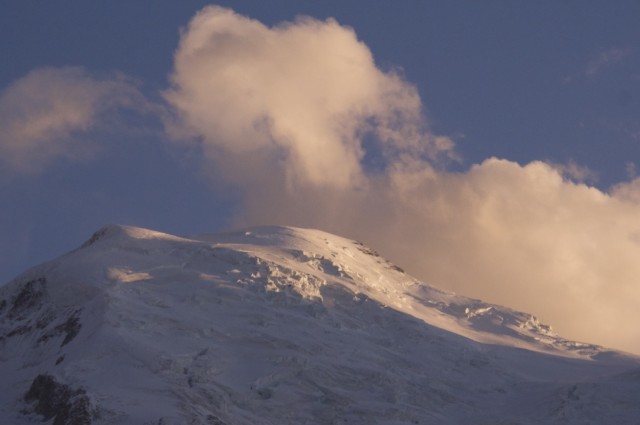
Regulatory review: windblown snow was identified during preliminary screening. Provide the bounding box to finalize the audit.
[1,224,639,424]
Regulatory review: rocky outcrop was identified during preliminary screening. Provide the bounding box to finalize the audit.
[24,374,92,425]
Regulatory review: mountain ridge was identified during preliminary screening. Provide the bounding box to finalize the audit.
[1,224,639,424]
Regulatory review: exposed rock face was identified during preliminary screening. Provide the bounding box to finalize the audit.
[37,311,82,348]
[7,277,46,319]
[0,276,82,349]
[24,374,92,425]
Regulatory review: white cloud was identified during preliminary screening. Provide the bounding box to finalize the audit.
[165,6,640,354]
[0,67,139,174]
[164,6,455,190]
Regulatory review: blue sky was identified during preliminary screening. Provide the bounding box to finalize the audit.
[2,1,640,352]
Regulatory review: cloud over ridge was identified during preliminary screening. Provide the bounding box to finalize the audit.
[4,6,639,354]
[162,6,640,354]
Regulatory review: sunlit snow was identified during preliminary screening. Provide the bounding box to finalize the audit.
[1,224,639,424]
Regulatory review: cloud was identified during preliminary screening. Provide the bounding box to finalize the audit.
[548,159,598,184]
[165,6,640,354]
[0,67,140,174]
[236,158,640,354]
[164,6,455,190]
[381,160,640,353]
[585,47,631,79]
[625,161,637,179]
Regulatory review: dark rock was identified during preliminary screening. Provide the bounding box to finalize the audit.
[60,314,82,347]
[9,278,46,319]
[388,264,405,274]
[256,387,273,399]
[354,241,380,257]
[24,374,92,425]
[36,312,55,329]
[37,310,82,347]
[207,414,227,425]
[7,324,33,337]
[81,228,108,248]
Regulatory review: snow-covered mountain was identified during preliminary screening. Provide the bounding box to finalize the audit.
[1,224,639,424]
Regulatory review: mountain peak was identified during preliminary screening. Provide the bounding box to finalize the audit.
[2,224,640,424]
[81,224,187,248]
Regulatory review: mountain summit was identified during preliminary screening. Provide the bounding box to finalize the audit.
[1,225,639,424]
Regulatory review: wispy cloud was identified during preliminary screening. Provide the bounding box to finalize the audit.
[548,159,598,184]
[585,47,631,79]
[0,67,140,174]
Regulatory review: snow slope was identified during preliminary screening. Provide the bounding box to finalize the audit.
[1,224,639,424]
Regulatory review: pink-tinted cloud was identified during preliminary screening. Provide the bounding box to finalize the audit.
[164,6,455,190]
[0,67,139,174]
[165,7,640,354]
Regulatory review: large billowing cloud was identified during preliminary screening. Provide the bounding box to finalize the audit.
[164,6,455,190]
[233,158,640,353]
[166,6,640,353]
[0,67,139,174]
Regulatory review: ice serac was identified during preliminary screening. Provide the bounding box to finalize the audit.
[1,224,639,424]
